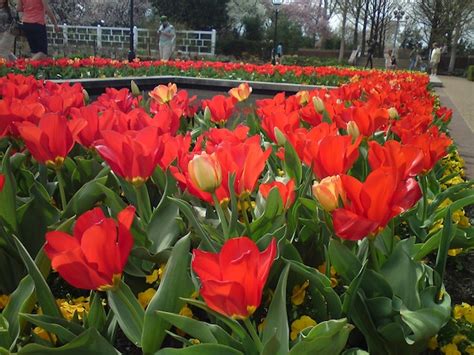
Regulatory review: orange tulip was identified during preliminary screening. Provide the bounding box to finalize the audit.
[149,83,178,105]
[228,83,252,102]
[259,179,296,209]
[312,175,346,212]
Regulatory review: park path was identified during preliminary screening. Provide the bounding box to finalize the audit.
[435,76,474,179]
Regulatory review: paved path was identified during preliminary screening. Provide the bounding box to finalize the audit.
[435,76,474,178]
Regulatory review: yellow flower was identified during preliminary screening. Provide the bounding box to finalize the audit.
[291,280,309,306]
[466,345,474,355]
[190,338,201,345]
[179,305,193,318]
[427,336,438,350]
[33,327,57,344]
[146,264,166,284]
[138,288,156,309]
[464,306,474,323]
[448,248,463,257]
[440,343,461,355]
[451,334,467,344]
[290,315,317,341]
[0,295,9,310]
[57,297,90,320]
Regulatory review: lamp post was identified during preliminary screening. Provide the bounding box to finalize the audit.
[128,0,136,61]
[271,0,283,65]
[392,6,405,50]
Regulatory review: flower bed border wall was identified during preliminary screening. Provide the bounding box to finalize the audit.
[52,76,335,96]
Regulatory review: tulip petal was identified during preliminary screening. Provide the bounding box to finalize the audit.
[73,207,106,241]
[333,208,379,240]
[200,279,248,318]
[192,249,221,281]
[45,231,80,256]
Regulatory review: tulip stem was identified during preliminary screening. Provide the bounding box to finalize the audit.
[243,317,263,353]
[55,169,67,210]
[135,184,152,224]
[419,175,429,223]
[369,238,379,272]
[212,192,229,239]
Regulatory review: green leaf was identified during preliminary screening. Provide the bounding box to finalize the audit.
[0,147,18,232]
[262,264,290,355]
[85,292,106,332]
[19,313,83,343]
[342,349,370,355]
[170,197,217,252]
[328,239,361,283]
[0,315,9,350]
[156,344,243,355]
[250,188,284,241]
[380,238,423,310]
[2,276,35,349]
[289,318,353,355]
[12,237,61,319]
[182,298,255,353]
[400,286,451,343]
[17,182,60,256]
[285,259,341,318]
[147,172,180,253]
[141,235,194,353]
[18,328,119,354]
[283,141,302,185]
[156,311,241,348]
[434,207,456,293]
[106,280,144,347]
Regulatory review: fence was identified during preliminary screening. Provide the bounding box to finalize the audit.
[16,24,217,59]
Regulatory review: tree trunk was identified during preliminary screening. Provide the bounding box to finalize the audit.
[448,24,460,73]
[353,0,362,47]
[361,0,369,53]
[338,1,348,63]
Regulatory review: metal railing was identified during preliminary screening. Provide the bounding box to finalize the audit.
[43,24,217,57]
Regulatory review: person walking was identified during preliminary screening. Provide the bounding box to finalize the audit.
[364,39,377,69]
[384,49,393,70]
[430,42,441,76]
[0,0,16,61]
[275,42,283,64]
[17,0,59,60]
[408,45,420,70]
[158,16,176,61]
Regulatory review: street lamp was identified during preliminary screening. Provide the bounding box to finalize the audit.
[392,6,405,50]
[271,0,283,65]
[128,0,136,61]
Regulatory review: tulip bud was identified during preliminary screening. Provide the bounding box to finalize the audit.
[82,89,90,104]
[388,107,399,120]
[312,96,325,114]
[312,175,346,212]
[131,80,141,97]
[274,127,287,146]
[346,121,360,141]
[188,153,222,193]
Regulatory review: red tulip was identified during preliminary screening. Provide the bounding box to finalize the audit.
[44,206,135,290]
[259,180,295,209]
[192,237,277,319]
[368,140,424,179]
[332,168,421,240]
[16,113,86,169]
[202,95,236,125]
[0,173,5,192]
[94,126,164,186]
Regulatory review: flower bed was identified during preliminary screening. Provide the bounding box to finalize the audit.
[0,67,473,354]
[0,57,375,86]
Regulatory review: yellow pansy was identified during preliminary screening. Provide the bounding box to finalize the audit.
[146,264,166,284]
[448,248,463,257]
[440,343,461,355]
[56,297,90,320]
[291,280,309,306]
[33,327,57,344]
[290,315,317,341]
[451,334,467,344]
[0,295,9,310]
[138,288,157,309]
[179,305,193,318]
[427,336,438,350]
[466,345,474,355]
